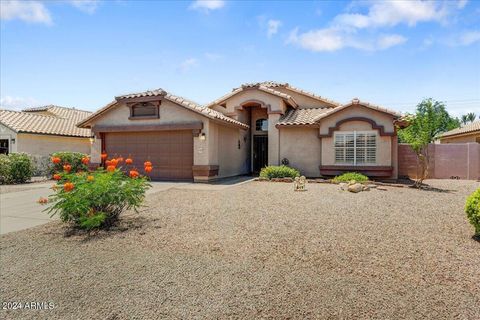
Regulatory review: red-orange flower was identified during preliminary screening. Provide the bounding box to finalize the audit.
[117,156,124,163]
[63,182,74,192]
[37,197,49,204]
[129,170,139,178]
[53,173,61,180]
[81,156,90,165]
[144,166,153,173]
[110,158,119,167]
[87,175,95,182]
[105,160,111,166]
[51,156,61,164]
[101,152,108,160]
[144,161,152,167]
[106,165,116,172]
[125,158,133,165]
[63,164,72,172]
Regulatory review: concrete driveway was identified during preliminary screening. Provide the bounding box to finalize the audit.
[0,176,252,235]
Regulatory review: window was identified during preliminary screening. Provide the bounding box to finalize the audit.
[334,131,376,165]
[255,118,268,131]
[130,102,158,118]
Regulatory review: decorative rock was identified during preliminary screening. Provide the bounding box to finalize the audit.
[339,183,348,191]
[348,180,357,186]
[362,185,370,191]
[257,177,269,182]
[347,183,363,193]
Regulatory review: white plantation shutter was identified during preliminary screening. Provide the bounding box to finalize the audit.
[334,131,376,165]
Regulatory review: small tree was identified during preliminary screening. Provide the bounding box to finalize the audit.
[398,99,459,187]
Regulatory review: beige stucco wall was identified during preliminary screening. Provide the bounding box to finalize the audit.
[215,123,249,178]
[440,133,480,144]
[279,127,321,177]
[221,89,286,116]
[0,124,18,153]
[321,121,392,167]
[16,133,91,157]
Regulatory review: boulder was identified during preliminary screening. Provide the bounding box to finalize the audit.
[348,183,363,193]
[362,185,370,191]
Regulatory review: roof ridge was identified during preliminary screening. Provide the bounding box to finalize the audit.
[23,105,92,113]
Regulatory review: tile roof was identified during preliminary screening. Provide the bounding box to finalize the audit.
[78,88,249,129]
[0,109,91,137]
[313,98,401,122]
[277,108,331,126]
[23,105,92,123]
[440,121,480,138]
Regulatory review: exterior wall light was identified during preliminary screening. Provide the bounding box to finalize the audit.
[11,138,15,144]
[199,133,206,141]
[89,136,95,144]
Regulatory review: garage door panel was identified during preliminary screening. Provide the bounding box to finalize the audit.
[105,131,193,181]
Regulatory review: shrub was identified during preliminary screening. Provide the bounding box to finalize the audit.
[46,169,151,230]
[0,153,34,184]
[49,152,89,175]
[260,165,300,179]
[332,172,369,183]
[465,188,480,236]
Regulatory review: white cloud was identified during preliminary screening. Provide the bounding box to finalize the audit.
[457,0,468,9]
[0,0,52,25]
[178,58,198,73]
[189,0,225,12]
[377,34,408,49]
[459,30,480,45]
[0,96,41,111]
[267,19,282,38]
[69,0,100,14]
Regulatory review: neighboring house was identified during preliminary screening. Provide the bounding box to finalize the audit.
[438,121,480,143]
[0,105,92,157]
[77,82,406,182]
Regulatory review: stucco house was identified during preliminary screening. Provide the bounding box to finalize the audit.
[77,82,405,182]
[438,121,480,143]
[0,105,92,157]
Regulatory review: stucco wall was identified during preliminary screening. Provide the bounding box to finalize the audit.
[439,133,480,144]
[321,121,392,167]
[16,133,90,156]
[0,124,18,153]
[223,89,286,115]
[279,127,321,177]
[215,123,249,178]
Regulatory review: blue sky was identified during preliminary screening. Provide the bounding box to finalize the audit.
[1,0,479,117]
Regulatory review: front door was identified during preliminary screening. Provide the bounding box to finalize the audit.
[0,139,9,154]
[253,135,268,173]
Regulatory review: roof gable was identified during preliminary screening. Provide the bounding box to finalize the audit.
[313,98,401,122]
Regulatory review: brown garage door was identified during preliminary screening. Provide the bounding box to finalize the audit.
[105,131,193,181]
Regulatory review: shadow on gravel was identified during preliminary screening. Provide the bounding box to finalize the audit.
[472,235,480,243]
[409,184,456,193]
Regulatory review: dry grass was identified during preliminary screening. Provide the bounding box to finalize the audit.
[1,180,479,319]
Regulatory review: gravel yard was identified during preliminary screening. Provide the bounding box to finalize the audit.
[1,179,479,319]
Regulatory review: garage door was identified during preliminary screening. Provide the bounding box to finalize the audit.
[105,131,193,181]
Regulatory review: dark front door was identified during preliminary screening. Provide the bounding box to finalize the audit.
[0,139,9,154]
[253,135,268,172]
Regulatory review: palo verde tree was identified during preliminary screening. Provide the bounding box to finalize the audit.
[398,98,459,187]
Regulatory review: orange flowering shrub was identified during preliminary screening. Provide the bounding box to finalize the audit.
[49,152,89,177]
[46,154,151,230]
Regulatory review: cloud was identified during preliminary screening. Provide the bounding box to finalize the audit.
[69,0,100,14]
[459,30,480,45]
[0,0,52,25]
[178,58,198,73]
[0,96,41,111]
[189,0,225,12]
[287,27,407,52]
[267,19,282,38]
[457,0,468,9]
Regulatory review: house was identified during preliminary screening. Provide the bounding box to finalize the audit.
[77,82,405,182]
[0,105,92,157]
[438,121,480,143]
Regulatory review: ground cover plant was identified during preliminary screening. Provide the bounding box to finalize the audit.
[332,172,369,183]
[259,165,300,179]
[45,154,151,230]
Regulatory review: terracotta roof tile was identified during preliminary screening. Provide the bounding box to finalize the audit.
[440,121,480,138]
[0,109,91,137]
[277,108,330,126]
[23,105,92,123]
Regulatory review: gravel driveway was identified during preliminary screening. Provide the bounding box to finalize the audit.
[1,180,479,319]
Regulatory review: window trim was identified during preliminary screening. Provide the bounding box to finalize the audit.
[334,130,377,165]
[128,101,160,120]
[255,118,268,132]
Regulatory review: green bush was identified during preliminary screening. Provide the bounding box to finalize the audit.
[46,168,150,230]
[465,188,480,236]
[0,153,34,184]
[260,165,300,179]
[332,172,369,183]
[49,152,89,175]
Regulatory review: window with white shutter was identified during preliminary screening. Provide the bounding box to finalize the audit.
[334,131,377,165]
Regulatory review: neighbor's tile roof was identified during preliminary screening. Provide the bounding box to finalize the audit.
[277,108,331,126]
[23,105,92,123]
[440,121,480,138]
[78,88,249,129]
[0,109,92,137]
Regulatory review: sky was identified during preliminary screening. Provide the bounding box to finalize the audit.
[1,0,479,117]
